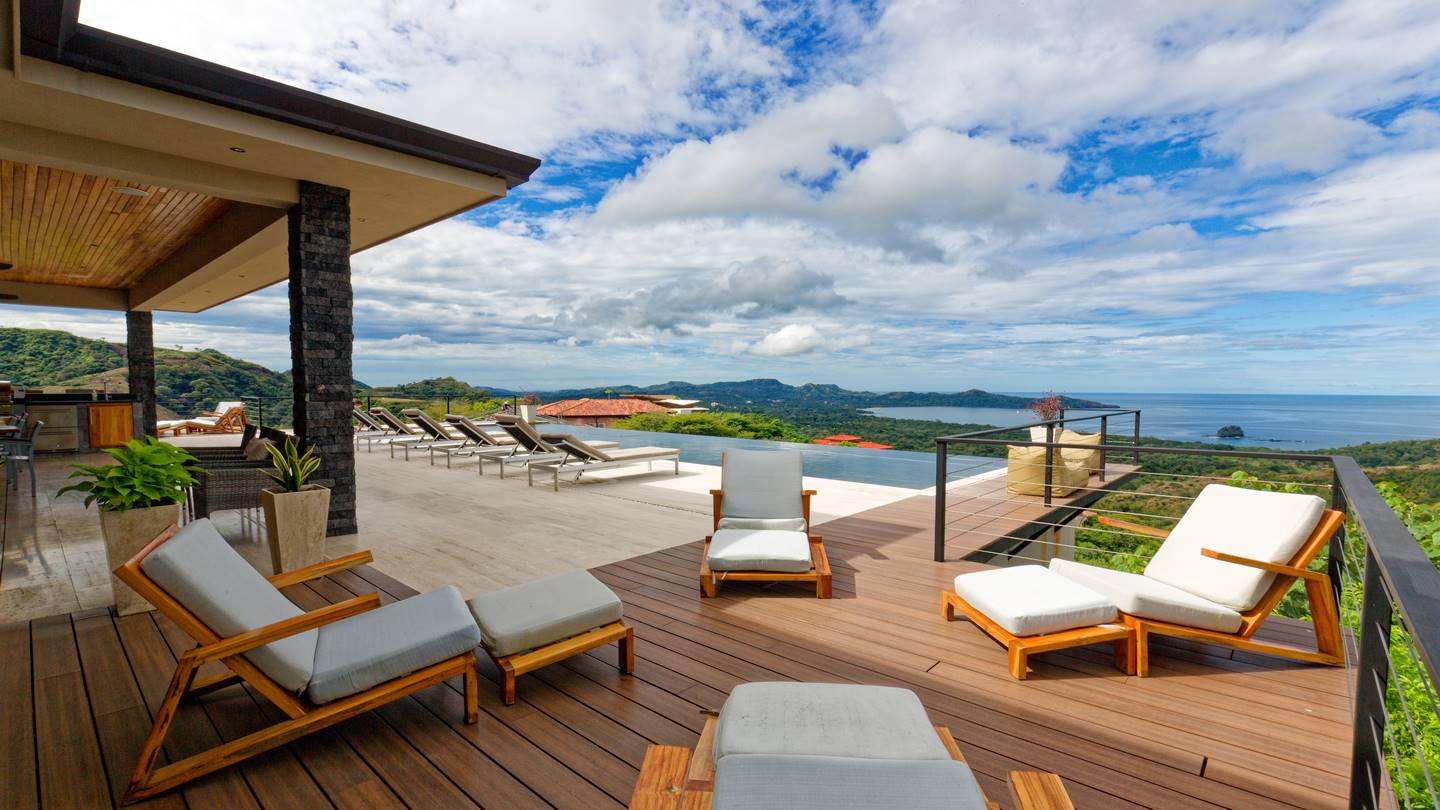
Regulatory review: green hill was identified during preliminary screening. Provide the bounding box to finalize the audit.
[0,327,368,426]
[535,378,1113,410]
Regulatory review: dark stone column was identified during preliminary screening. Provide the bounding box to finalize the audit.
[125,310,157,438]
[288,181,356,536]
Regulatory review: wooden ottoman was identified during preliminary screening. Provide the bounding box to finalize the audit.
[466,569,633,704]
[942,565,1134,679]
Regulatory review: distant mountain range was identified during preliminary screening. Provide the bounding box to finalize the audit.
[529,378,1115,410]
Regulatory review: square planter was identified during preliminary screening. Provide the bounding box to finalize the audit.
[100,503,182,616]
[262,485,330,574]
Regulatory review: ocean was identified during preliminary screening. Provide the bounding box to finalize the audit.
[865,392,1440,451]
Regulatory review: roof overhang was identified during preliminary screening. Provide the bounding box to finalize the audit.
[0,0,540,313]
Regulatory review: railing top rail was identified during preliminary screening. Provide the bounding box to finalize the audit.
[1333,455,1440,684]
[939,436,1327,463]
[934,409,1142,440]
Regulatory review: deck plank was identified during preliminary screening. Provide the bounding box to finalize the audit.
[0,621,38,810]
[31,614,117,810]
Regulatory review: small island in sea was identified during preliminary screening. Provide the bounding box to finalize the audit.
[1217,425,1245,438]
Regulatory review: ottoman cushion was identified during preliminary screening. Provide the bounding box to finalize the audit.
[952,564,1117,637]
[467,569,623,657]
[714,682,949,763]
[713,755,988,810]
[308,585,482,704]
[708,529,813,573]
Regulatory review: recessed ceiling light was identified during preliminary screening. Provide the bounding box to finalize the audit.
[0,262,12,271]
[0,293,18,301]
[229,146,247,153]
[110,186,149,197]
[356,217,367,223]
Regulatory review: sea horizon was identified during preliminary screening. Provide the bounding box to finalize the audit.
[866,391,1440,451]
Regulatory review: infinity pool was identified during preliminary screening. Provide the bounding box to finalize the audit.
[554,425,1003,489]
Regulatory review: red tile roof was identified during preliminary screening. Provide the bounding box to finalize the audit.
[822,434,862,442]
[536,397,671,418]
[853,441,894,449]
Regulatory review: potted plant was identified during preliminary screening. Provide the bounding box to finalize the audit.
[517,393,539,422]
[1026,392,1066,442]
[260,436,329,574]
[58,437,198,616]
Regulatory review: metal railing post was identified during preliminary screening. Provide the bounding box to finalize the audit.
[1043,423,1054,506]
[1350,546,1394,810]
[1132,412,1141,464]
[256,397,264,428]
[1099,415,1109,482]
[1329,467,1348,609]
[934,439,948,562]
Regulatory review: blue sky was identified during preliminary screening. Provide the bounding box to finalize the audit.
[7,1,1440,395]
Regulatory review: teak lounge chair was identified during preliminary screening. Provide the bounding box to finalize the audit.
[699,449,831,598]
[1056,484,1346,675]
[157,402,246,436]
[113,519,484,803]
[946,484,1344,678]
[629,682,1074,810]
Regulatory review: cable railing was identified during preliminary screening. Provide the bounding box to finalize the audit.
[934,422,1440,809]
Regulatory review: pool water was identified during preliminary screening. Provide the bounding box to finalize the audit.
[554,425,1002,490]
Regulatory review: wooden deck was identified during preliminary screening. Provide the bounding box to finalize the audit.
[2,487,1353,810]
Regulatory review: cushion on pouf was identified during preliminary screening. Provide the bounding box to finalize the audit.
[712,755,989,810]
[707,529,813,573]
[952,564,1117,637]
[714,682,950,763]
[1048,558,1241,633]
[308,585,482,704]
[466,569,623,657]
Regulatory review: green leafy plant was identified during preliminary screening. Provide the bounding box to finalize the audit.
[264,436,321,492]
[57,437,198,512]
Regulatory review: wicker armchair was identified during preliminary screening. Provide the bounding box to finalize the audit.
[187,426,295,518]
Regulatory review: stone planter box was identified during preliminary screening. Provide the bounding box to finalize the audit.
[262,484,330,574]
[101,502,182,616]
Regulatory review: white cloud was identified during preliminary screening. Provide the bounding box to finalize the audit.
[1211,110,1379,173]
[80,0,793,157]
[745,324,867,357]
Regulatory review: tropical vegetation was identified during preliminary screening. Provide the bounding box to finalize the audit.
[612,411,811,442]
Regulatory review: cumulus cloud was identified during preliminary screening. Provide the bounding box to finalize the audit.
[1211,110,1380,173]
[745,324,868,357]
[555,258,847,339]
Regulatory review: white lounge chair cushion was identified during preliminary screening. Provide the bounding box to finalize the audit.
[951,564,1117,636]
[1143,484,1326,611]
[307,585,482,704]
[1049,558,1242,633]
[714,682,950,762]
[707,529,813,573]
[466,570,624,658]
[140,519,316,693]
[716,517,808,532]
[721,449,806,529]
[712,755,988,810]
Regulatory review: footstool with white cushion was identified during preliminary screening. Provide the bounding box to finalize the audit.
[466,569,632,704]
[941,564,1134,679]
